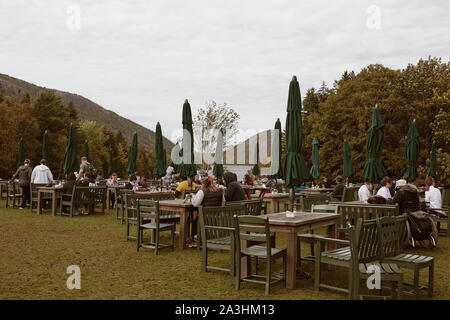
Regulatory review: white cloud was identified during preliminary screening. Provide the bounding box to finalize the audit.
[0,0,448,143]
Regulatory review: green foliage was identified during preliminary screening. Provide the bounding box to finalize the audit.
[302,57,449,185]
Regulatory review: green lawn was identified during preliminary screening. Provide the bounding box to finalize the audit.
[0,201,448,300]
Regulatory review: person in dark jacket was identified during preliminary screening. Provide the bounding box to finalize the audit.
[387,179,420,213]
[330,175,345,202]
[61,173,77,213]
[10,159,32,209]
[223,172,246,202]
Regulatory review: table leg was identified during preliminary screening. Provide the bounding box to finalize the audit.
[37,191,42,215]
[178,209,188,250]
[286,231,298,289]
[240,239,251,279]
[270,199,279,214]
[51,191,57,216]
[106,190,111,209]
[326,223,337,271]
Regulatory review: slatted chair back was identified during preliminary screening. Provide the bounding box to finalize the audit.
[235,215,271,257]
[96,180,107,186]
[311,204,338,214]
[337,204,399,233]
[226,199,263,216]
[300,193,330,211]
[142,192,176,219]
[377,216,401,260]
[91,186,107,206]
[342,187,356,202]
[71,186,94,206]
[349,218,380,264]
[126,193,158,220]
[137,199,160,227]
[199,204,247,246]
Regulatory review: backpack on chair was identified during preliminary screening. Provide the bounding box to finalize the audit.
[405,210,438,248]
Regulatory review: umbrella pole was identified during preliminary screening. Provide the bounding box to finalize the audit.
[289,187,295,211]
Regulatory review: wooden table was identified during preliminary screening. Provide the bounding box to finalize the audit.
[241,211,339,289]
[158,199,195,250]
[37,187,63,216]
[299,188,334,194]
[262,192,303,213]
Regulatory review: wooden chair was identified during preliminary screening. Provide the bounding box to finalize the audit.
[30,183,51,211]
[59,186,106,217]
[314,218,403,300]
[300,193,330,211]
[136,200,176,255]
[118,189,134,223]
[198,204,248,275]
[6,181,22,208]
[342,187,356,202]
[235,215,286,295]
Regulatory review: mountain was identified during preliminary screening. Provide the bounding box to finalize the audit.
[0,73,174,150]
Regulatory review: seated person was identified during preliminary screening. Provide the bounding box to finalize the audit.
[243,174,254,186]
[358,181,373,201]
[320,176,331,188]
[77,173,95,186]
[175,174,190,199]
[139,177,149,189]
[192,176,223,207]
[223,172,246,202]
[125,174,139,191]
[387,179,420,213]
[425,176,442,209]
[330,175,345,201]
[376,176,393,200]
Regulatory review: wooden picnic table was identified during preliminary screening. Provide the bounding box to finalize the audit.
[261,192,303,213]
[158,199,195,250]
[37,186,63,216]
[241,211,339,290]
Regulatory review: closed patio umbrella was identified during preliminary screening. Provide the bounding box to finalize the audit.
[427,141,437,178]
[17,138,23,168]
[252,137,260,176]
[126,132,138,175]
[363,105,386,183]
[310,137,320,180]
[153,122,166,178]
[213,129,224,179]
[403,119,419,182]
[179,99,197,177]
[63,123,78,174]
[270,118,283,179]
[42,130,49,165]
[108,148,113,176]
[342,140,354,178]
[284,76,309,209]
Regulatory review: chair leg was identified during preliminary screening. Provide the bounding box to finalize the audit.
[413,267,419,296]
[126,221,130,241]
[428,261,434,297]
[254,257,258,275]
[297,237,301,268]
[349,268,356,300]
[230,239,235,276]
[154,230,159,256]
[235,252,241,290]
[265,258,272,295]
[171,226,175,251]
[397,275,403,300]
[314,242,322,291]
[202,246,208,272]
[283,254,287,287]
[136,225,141,252]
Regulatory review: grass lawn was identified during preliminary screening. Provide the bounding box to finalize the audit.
[0,201,448,300]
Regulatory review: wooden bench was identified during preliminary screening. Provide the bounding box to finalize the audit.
[59,186,107,217]
[5,181,22,208]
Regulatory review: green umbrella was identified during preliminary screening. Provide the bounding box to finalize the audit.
[403,119,419,182]
[363,105,386,183]
[284,76,309,188]
[63,123,78,174]
[179,99,197,177]
[310,137,320,180]
[153,122,166,178]
[342,140,354,177]
[213,129,224,179]
[84,140,89,161]
[252,137,260,176]
[270,118,284,179]
[42,130,49,165]
[17,138,23,168]
[163,149,167,170]
[108,148,113,176]
[427,141,437,178]
[126,132,138,175]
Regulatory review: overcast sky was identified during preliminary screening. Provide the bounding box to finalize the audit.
[1,0,448,144]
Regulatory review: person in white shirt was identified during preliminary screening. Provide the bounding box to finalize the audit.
[31,159,54,184]
[376,176,393,200]
[425,177,442,209]
[358,181,373,201]
[162,164,174,187]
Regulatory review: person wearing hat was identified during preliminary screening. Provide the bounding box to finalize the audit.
[330,175,345,202]
[387,178,420,213]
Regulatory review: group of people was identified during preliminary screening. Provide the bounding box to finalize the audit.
[357,175,443,213]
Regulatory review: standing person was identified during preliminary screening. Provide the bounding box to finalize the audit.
[10,159,32,209]
[161,163,174,187]
[77,157,95,181]
[223,172,246,202]
[107,173,119,207]
[425,176,442,209]
[330,175,345,202]
[358,181,373,202]
[377,176,393,200]
[31,159,54,184]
